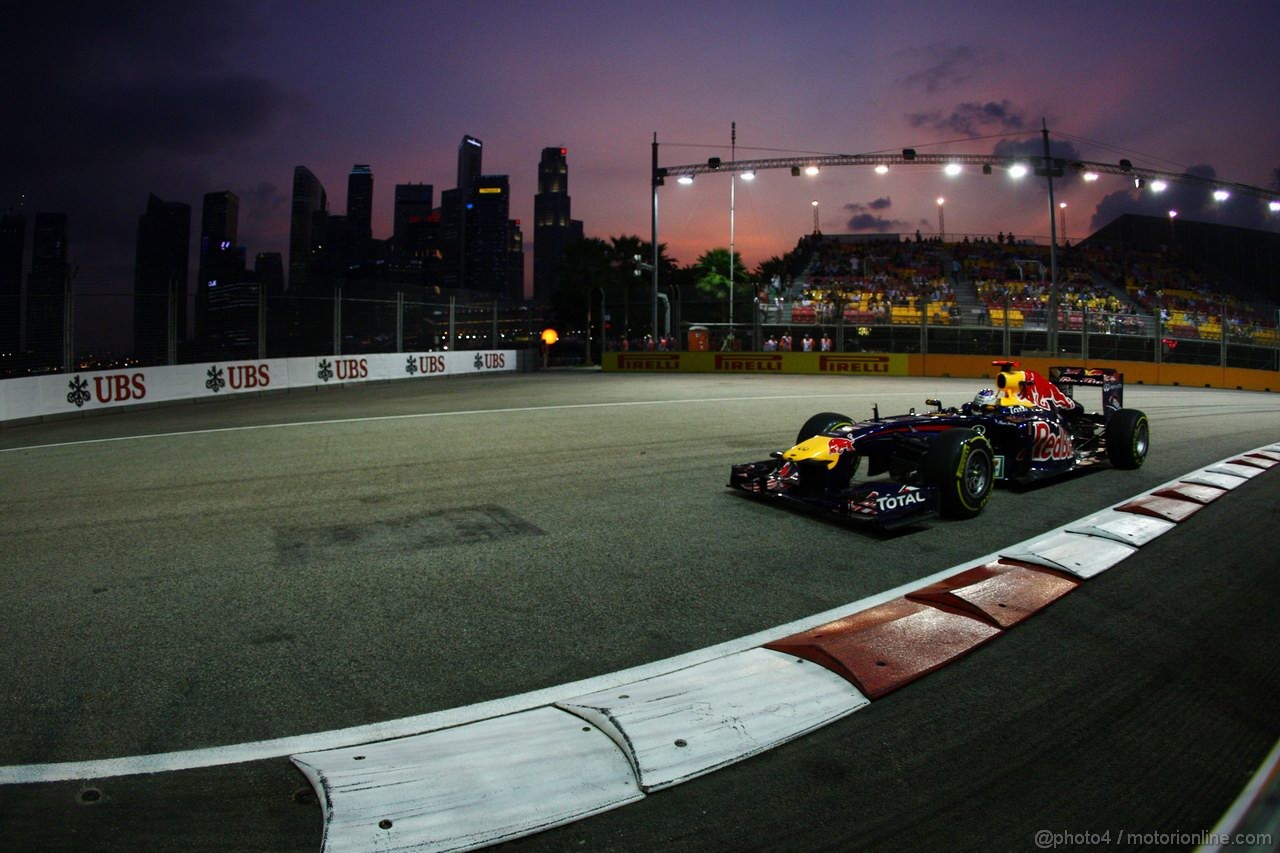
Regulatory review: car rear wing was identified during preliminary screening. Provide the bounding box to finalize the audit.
[1050,366,1124,414]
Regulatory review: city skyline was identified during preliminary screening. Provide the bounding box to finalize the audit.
[3,0,1279,353]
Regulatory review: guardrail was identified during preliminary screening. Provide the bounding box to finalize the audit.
[0,350,521,426]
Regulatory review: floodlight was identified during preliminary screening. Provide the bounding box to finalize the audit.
[677,175,694,185]
[944,163,962,176]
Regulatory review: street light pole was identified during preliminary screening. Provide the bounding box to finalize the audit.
[1040,120,1062,354]
[651,133,660,345]
[729,122,735,334]
[937,197,945,241]
[1059,202,1068,246]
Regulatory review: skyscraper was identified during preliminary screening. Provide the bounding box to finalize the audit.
[467,175,522,300]
[347,164,373,242]
[534,146,583,304]
[289,166,327,292]
[0,211,25,372]
[254,252,284,298]
[196,191,252,359]
[442,135,483,290]
[26,212,70,371]
[457,136,483,201]
[393,183,433,252]
[195,191,241,344]
[133,194,191,365]
[392,183,436,289]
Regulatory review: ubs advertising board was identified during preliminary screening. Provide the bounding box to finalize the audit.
[603,351,908,376]
[0,351,516,424]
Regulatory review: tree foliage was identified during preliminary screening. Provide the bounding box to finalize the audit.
[693,248,750,299]
[550,234,677,328]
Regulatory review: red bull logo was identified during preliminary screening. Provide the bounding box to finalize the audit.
[1032,420,1074,461]
[827,437,855,455]
[818,355,891,374]
[1019,370,1078,410]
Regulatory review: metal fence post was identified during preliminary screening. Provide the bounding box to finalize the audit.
[396,289,404,353]
[257,282,266,360]
[168,272,179,365]
[333,285,342,356]
[62,266,76,372]
[1219,300,1227,368]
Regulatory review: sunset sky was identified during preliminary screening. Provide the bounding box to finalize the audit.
[3,0,1278,323]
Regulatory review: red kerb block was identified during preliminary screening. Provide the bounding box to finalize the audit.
[765,598,1001,699]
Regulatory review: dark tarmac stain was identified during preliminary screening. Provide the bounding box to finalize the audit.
[274,504,544,565]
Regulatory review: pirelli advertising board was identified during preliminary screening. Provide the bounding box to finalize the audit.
[602,352,908,375]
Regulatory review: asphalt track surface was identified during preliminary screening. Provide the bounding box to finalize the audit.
[0,370,1277,851]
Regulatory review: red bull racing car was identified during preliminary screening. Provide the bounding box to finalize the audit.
[728,363,1149,528]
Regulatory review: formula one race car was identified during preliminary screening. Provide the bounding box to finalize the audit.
[728,363,1149,528]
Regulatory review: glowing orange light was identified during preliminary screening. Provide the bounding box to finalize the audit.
[541,328,559,345]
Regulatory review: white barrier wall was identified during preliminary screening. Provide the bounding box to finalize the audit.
[0,351,517,424]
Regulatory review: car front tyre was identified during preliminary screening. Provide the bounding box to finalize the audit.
[922,428,995,519]
[1106,409,1149,469]
[795,411,853,445]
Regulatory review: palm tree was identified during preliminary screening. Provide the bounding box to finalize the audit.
[552,234,679,343]
[694,248,750,300]
[753,255,788,294]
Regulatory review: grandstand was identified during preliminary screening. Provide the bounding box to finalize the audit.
[761,215,1277,355]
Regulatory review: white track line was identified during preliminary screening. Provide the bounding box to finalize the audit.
[0,391,921,455]
[0,444,1272,785]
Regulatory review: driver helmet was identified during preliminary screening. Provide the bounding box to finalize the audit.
[973,388,998,411]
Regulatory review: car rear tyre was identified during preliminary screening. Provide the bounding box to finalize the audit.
[922,428,995,519]
[1106,408,1149,469]
[795,412,853,445]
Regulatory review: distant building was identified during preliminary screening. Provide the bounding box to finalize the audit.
[195,191,255,360]
[393,183,434,257]
[0,211,25,373]
[254,252,284,299]
[442,135,483,290]
[289,166,327,292]
[133,194,191,366]
[457,135,483,200]
[347,164,374,243]
[440,187,463,290]
[195,191,241,348]
[468,175,523,300]
[392,183,437,289]
[26,212,70,371]
[533,146,583,303]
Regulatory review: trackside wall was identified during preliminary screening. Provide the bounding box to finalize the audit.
[0,350,521,426]
[601,352,1277,393]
